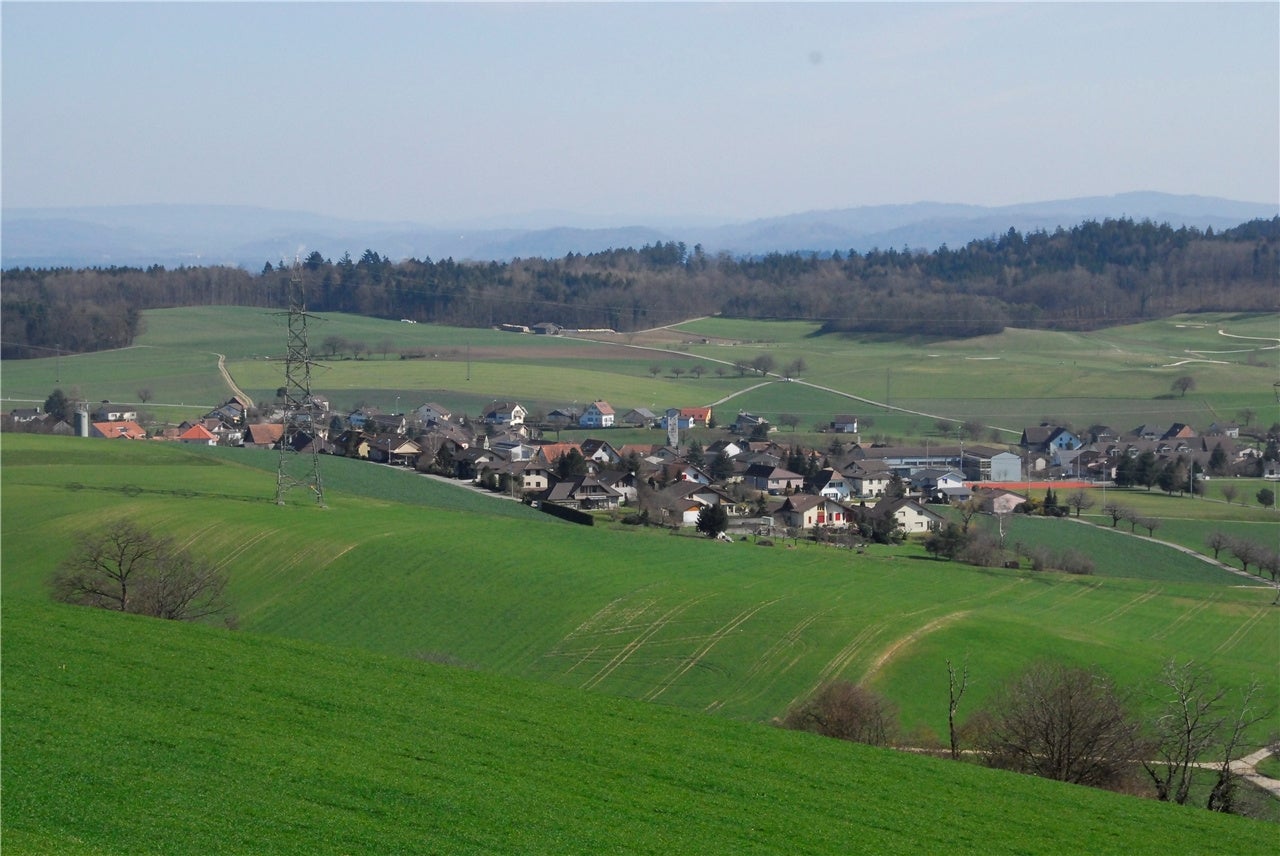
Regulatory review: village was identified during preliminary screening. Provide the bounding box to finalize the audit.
[10,391,1272,540]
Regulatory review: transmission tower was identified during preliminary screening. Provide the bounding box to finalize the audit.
[275,264,326,506]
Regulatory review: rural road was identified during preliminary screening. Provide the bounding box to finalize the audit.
[212,353,253,409]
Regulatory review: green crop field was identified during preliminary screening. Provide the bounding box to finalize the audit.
[7,599,1275,855]
[2,308,1275,439]
[3,436,1275,736]
[4,431,1280,851]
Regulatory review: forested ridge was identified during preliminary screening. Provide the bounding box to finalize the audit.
[3,216,1276,359]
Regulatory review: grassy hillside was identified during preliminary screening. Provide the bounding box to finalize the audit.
[3,436,1275,744]
[4,598,1275,855]
[2,308,1275,439]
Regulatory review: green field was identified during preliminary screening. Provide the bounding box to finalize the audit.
[3,308,1276,438]
[3,436,1275,735]
[8,599,1276,855]
[4,308,1279,850]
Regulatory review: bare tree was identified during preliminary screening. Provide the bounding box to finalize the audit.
[779,413,801,432]
[1065,490,1095,518]
[947,657,970,760]
[952,496,983,532]
[1227,538,1262,574]
[1219,483,1239,505]
[1142,660,1268,809]
[671,366,685,380]
[1205,531,1231,561]
[648,364,662,378]
[1102,501,1131,529]
[1171,375,1196,397]
[51,521,232,622]
[780,681,898,747]
[690,364,705,379]
[136,387,153,404]
[974,661,1140,789]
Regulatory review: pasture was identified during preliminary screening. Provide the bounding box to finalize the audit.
[2,308,1275,441]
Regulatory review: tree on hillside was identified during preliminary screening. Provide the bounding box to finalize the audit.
[780,681,898,747]
[779,413,801,432]
[751,353,776,376]
[1142,660,1267,810]
[1171,375,1196,398]
[973,661,1140,789]
[649,364,662,378]
[1257,487,1275,510]
[51,521,231,623]
[1220,483,1239,505]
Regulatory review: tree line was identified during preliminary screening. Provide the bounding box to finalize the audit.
[3,216,1276,359]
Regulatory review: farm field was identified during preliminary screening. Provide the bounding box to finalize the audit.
[2,308,1275,441]
[3,436,1275,743]
[7,599,1274,855]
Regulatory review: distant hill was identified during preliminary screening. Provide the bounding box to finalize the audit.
[4,192,1275,268]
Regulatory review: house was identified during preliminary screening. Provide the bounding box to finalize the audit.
[541,475,622,510]
[829,415,859,434]
[91,401,138,423]
[775,494,851,529]
[1020,424,1083,453]
[808,468,851,501]
[619,407,659,428]
[731,412,771,435]
[244,423,285,449]
[483,401,527,426]
[414,402,452,425]
[9,407,44,424]
[654,482,736,526]
[879,498,945,533]
[176,423,218,446]
[579,438,624,465]
[368,435,421,466]
[579,401,616,429]
[664,407,713,430]
[366,413,408,435]
[90,420,147,440]
[845,463,893,499]
[973,488,1029,515]
[1207,422,1240,439]
[743,463,806,494]
[680,406,713,428]
[910,468,966,494]
[1161,423,1197,441]
[990,451,1023,483]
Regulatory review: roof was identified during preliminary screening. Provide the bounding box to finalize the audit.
[586,400,615,415]
[91,420,147,440]
[177,423,218,442]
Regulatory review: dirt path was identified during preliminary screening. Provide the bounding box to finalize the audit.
[212,353,253,408]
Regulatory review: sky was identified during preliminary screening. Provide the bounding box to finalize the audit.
[3,1,1277,227]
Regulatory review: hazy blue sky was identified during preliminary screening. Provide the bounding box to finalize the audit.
[3,2,1277,226]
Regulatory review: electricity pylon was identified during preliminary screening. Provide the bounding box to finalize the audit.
[275,264,326,507]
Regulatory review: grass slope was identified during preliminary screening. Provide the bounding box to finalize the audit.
[4,599,1275,855]
[3,436,1276,745]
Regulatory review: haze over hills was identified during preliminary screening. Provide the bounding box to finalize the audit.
[3,192,1276,270]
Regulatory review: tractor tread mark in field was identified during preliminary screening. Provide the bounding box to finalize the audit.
[641,599,782,702]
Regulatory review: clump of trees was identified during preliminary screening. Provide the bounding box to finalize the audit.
[779,657,1272,816]
[50,521,233,624]
[779,681,898,747]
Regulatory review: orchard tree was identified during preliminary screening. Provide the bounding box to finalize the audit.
[1257,487,1275,510]
[1171,375,1196,397]
[1065,490,1096,518]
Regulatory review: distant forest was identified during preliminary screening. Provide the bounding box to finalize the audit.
[3,216,1277,359]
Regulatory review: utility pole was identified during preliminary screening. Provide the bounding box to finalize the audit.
[276,262,326,507]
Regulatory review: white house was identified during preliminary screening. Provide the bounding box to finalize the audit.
[580,400,615,428]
